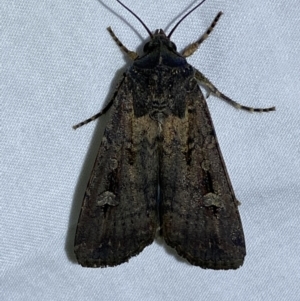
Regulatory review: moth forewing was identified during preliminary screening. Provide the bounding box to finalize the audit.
[160,79,245,269]
[74,83,159,267]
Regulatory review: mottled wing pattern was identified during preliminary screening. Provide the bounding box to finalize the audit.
[74,76,159,267]
[160,77,246,269]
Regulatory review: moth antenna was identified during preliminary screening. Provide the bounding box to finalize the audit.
[168,0,207,38]
[117,0,153,38]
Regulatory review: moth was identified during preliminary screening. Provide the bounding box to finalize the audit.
[73,0,275,269]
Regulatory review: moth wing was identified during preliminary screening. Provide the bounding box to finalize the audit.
[161,83,246,269]
[74,78,159,267]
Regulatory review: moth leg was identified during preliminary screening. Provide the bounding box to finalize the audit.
[194,69,276,112]
[182,12,223,58]
[107,27,138,60]
[72,99,113,129]
[72,77,126,129]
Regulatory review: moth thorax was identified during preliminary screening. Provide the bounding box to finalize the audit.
[149,98,170,122]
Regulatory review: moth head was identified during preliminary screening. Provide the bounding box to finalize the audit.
[143,29,177,54]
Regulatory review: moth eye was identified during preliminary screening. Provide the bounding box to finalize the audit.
[143,42,150,53]
[168,42,177,51]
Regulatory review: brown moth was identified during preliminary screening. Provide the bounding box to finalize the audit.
[73,0,275,269]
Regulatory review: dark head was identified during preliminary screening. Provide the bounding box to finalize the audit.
[143,29,177,55]
[116,0,208,67]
